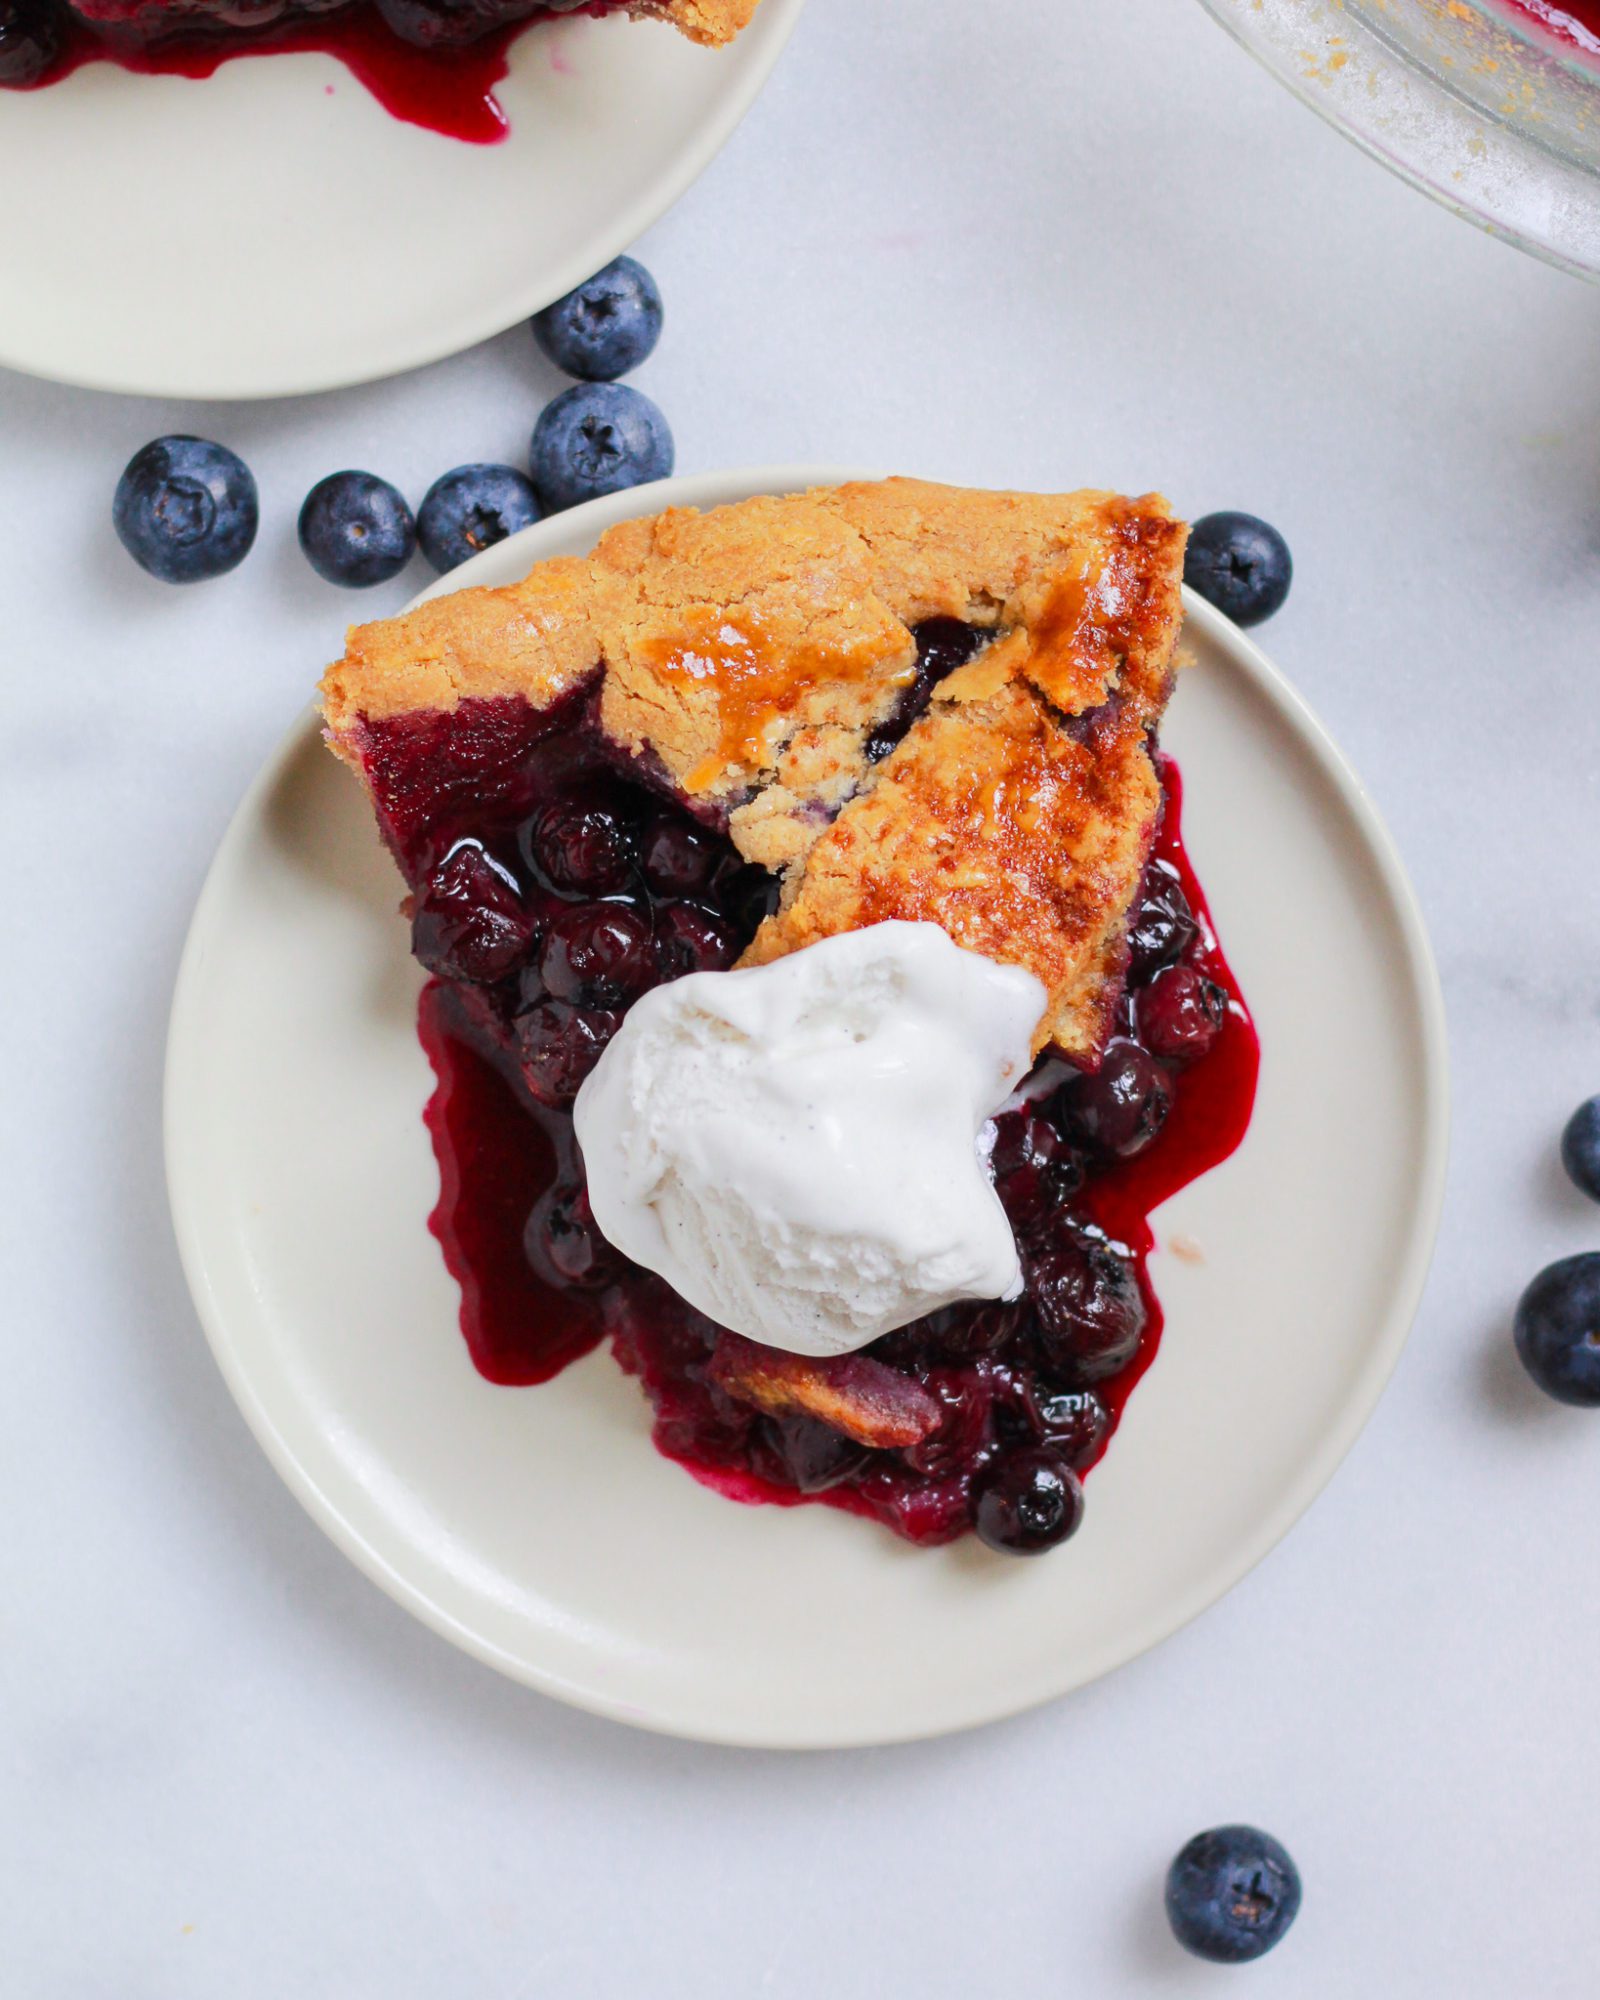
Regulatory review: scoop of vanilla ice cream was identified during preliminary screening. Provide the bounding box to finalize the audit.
[573,921,1045,1358]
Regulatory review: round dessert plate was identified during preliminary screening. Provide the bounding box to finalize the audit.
[0,2,802,400]
[165,465,1449,1748]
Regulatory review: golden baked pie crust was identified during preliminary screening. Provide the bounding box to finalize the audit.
[321,476,1188,1058]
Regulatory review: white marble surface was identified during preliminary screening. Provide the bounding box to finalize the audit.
[4,1,1600,1991]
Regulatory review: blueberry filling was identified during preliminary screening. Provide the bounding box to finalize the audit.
[865,616,990,763]
[373,623,1258,1551]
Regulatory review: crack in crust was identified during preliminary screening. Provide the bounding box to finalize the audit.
[321,476,1188,1061]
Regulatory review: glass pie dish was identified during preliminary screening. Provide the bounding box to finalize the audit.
[1193,0,1600,280]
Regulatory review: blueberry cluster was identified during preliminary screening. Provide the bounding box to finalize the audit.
[409,758,774,1288]
[934,852,1229,1557]
[112,256,672,589]
[1514,1096,1600,1405]
[603,818,1230,1562]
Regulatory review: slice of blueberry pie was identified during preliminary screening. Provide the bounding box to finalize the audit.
[320,477,1258,1556]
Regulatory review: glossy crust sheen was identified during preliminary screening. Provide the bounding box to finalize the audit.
[321,477,1188,1059]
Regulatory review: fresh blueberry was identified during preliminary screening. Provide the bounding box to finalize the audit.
[0,0,64,82]
[532,256,663,382]
[1165,1825,1302,1963]
[530,383,674,515]
[1560,1095,1600,1203]
[416,463,540,575]
[972,1445,1085,1555]
[297,470,415,588]
[1184,512,1293,628]
[1513,1253,1600,1406]
[112,436,258,584]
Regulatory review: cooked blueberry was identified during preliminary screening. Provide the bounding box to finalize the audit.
[1184,512,1293,628]
[530,382,674,514]
[297,470,415,588]
[523,1181,620,1290]
[654,1387,755,1473]
[991,1109,1069,1182]
[756,1415,872,1494]
[1056,1040,1172,1158]
[654,902,739,981]
[1165,1825,1302,1963]
[991,1109,1083,1231]
[1513,1253,1600,1406]
[112,435,258,584]
[1022,1383,1110,1465]
[716,862,781,941]
[855,1466,975,1547]
[1127,858,1197,981]
[521,786,637,894]
[416,463,540,574]
[515,999,620,1107]
[929,1299,1025,1361]
[1027,1231,1146,1382]
[531,255,663,382]
[539,903,656,1008]
[972,1445,1084,1555]
[0,0,64,83]
[410,841,533,984]
[866,616,989,761]
[902,1367,995,1478]
[1560,1095,1600,1203]
[372,0,522,48]
[1137,964,1227,1065]
[640,813,719,897]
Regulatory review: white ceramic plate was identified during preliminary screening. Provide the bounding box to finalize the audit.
[0,2,802,400]
[165,465,1448,1748]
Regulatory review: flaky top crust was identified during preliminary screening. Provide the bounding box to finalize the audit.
[321,477,1188,1058]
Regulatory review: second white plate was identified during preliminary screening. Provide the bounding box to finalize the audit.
[165,466,1448,1747]
[0,2,802,399]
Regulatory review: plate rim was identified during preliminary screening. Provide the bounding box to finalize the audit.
[163,463,1451,1747]
[0,0,806,401]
